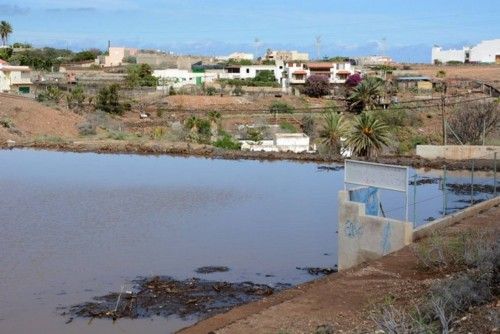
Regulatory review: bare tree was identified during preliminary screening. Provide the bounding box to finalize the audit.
[447,101,498,145]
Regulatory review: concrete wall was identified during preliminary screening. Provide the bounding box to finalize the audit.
[470,39,500,63]
[431,46,466,63]
[416,145,500,160]
[338,190,413,271]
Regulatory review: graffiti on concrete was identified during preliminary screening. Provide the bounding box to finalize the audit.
[381,222,392,254]
[345,218,363,238]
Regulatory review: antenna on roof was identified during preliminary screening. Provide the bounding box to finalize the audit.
[315,35,321,60]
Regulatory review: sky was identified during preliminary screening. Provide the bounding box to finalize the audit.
[2,0,499,63]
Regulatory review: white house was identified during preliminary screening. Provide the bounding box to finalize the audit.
[0,62,32,94]
[283,61,355,86]
[431,39,500,64]
[219,61,285,82]
[240,133,312,153]
[153,69,217,89]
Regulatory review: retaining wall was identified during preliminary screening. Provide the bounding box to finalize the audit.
[337,191,413,271]
[413,195,500,240]
[416,145,500,160]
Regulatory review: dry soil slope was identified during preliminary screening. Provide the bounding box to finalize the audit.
[0,94,83,143]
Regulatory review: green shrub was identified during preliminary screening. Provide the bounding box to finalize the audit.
[37,86,64,103]
[0,118,14,129]
[151,127,166,140]
[279,121,297,133]
[108,131,128,140]
[232,85,244,96]
[206,87,217,96]
[247,128,264,141]
[213,134,241,150]
[78,122,97,136]
[269,101,294,114]
[96,84,124,115]
[301,115,315,138]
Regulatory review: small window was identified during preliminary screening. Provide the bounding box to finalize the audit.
[246,68,250,73]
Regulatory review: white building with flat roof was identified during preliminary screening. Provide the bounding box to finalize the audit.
[431,39,500,64]
[153,69,216,89]
[240,133,312,153]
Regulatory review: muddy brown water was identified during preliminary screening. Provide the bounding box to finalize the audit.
[0,149,495,334]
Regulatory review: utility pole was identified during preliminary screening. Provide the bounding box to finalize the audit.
[441,82,447,145]
[254,37,261,60]
[315,36,321,60]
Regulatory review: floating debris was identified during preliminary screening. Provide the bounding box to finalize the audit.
[67,276,290,321]
[296,267,338,276]
[195,266,230,274]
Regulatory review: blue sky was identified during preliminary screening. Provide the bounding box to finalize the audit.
[2,0,499,62]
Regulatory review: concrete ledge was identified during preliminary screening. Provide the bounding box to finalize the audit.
[416,145,500,160]
[413,196,500,241]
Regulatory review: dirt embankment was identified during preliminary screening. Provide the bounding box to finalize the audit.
[179,205,500,334]
[413,64,500,88]
[7,139,498,171]
[0,94,83,142]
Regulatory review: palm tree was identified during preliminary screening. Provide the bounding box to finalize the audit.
[319,110,347,156]
[207,110,221,138]
[346,112,389,158]
[349,76,383,111]
[0,21,13,46]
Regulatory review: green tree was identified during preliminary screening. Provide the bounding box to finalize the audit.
[319,110,348,155]
[0,21,13,46]
[0,47,12,61]
[96,84,123,115]
[349,76,383,111]
[66,85,86,110]
[253,70,276,82]
[125,64,158,87]
[72,49,102,62]
[346,112,389,158]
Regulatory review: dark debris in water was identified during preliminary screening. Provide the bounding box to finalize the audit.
[409,177,440,186]
[296,267,338,276]
[317,165,343,172]
[195,266,230,274]
[66,276,290,321]
[447,184,499,195]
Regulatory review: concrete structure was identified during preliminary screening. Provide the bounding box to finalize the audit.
[218,52,254,61]
[97,47,138,67]
[337,190,413,271]
[394,76,432,91]
[413,196,500,241]
[240,133,311,153]
[153,69,217,88]
[265,50,309,62]
[355,55,394,66]
[0,63,32,93]
[432,39,500,64]
[219,62,284,82]
[416,145,500,160]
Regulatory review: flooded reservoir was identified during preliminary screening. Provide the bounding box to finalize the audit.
[0,149,495,333]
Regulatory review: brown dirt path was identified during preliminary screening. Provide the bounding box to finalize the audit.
[178,205,500,334]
